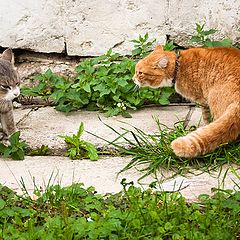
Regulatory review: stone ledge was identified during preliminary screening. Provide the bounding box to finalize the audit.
[0,156,238,202]
[16,106,202,154]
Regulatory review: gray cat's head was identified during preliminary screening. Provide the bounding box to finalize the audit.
[0,49,20,101]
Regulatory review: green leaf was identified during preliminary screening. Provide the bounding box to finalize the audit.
[11,149,25,160]
[50,90,65,102]
[55,103,74,112]
[29,145,49,156]
[77,122,84,138]
[158,98,170,105]
[9,131,21,146]
[212,39,232,47]
[0,143,7,154]
[83,83,91,93]
[83,142,98,161]
[60,135,76,145]
[3,148,12,158]
[118,78,128,88]
[202,29,218,36]
[67,148,77,159]
[131,48,142,56]
[190,36,202,43]
[20,87,37,96]
[121,111,132,118]
[196,23,204,33]
[0,199,6,210]
[104,107,121,117]
[45,69,54,79]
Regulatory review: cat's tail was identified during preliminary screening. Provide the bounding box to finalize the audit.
[171,103,240,158]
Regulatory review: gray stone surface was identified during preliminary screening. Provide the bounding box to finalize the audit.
[0,106,234,201]
[0,156,239,202]
[17,106,198,153]
[0,0,239,55]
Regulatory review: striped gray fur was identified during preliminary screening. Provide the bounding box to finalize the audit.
[0,49,20,139]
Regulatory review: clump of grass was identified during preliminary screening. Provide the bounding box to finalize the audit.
[89,118,240,180]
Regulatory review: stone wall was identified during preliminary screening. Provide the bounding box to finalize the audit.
[0,0,239,56]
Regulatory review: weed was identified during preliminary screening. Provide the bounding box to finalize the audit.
[163,40,177,51]
[0,180,240,239]
[0,131,26,160]
[20,28,235,117]
[88,118,240,180]
[60,122,98,160]
[29,145,49,156]
[130,33,156,57]
[190,23,233,47]
[21,34,175,117]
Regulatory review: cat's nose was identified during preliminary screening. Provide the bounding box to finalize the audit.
[13,88,20,97]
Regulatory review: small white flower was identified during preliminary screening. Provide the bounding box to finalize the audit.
[31,194,38,201]
[122,106,126,111]
[117,103,121,108]
[87,217,93,222]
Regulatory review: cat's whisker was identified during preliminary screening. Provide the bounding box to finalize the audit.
[132,85,140,92]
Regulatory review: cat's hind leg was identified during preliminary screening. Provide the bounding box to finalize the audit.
[201,105,211,124]
[171,102,240,158]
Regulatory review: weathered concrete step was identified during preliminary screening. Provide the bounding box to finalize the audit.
[16,106,202,155]
[0,156,239,202]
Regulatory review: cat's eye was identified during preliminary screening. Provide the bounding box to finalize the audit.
[16,82,20,86]
[138,71,143,75]
[0,85,11,90]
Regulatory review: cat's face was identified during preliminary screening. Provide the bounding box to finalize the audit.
[133,45,175,89]
[0,49,20,101]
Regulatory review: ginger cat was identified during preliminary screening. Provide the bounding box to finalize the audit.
[133,45,240,158]
[0,49,20,139]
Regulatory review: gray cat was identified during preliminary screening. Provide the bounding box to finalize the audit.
[0,49,20,139]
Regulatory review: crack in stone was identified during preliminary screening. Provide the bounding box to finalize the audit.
[16,107,38,127]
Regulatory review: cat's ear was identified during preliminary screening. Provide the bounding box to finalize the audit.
[154,45,163,51]
[156,55,168,68]
[2,48,13,63]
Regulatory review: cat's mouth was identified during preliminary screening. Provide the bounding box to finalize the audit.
[132,76,141,87]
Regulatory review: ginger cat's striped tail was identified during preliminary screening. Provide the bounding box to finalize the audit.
[171,103,240,158]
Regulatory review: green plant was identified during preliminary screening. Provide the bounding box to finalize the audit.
[0,131,26,160]
[190,23,233,47]
[60,122,98,160]
[88,118,240,180]
[21,34,175,117]
[74,48,175,117]
[0,180,240,239]
[130,33,156,57]
[29,145,49,156]
[163,40,177,51]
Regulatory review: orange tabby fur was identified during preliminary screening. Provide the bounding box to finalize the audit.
[133,45,240,158]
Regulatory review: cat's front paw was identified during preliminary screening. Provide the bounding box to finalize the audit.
[171,137,199,158]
